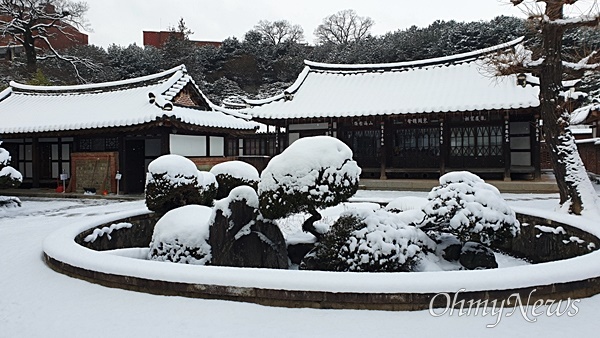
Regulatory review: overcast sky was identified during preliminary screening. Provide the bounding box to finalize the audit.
[80,0,598,48]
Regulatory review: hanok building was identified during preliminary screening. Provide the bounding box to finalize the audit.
[0,65,258,194]
[240,38,543,181]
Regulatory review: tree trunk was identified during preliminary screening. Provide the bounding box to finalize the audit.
[302,206,323,240]
[540,2,599,215]
[22,29,37,74]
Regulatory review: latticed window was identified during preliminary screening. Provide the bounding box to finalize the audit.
[105,137,119,151]
[344,129,381,159]
[394,127,440,156]
[244,138,267,156]
[79,139,92,151]
[450,126,502,157]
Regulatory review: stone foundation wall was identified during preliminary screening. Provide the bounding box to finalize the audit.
[75,212,160,251]
[46,210,600,311]
[496,214,598,263]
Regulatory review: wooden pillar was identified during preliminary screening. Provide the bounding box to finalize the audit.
[118,135,126,193]
[160,130,170,155]
[379,120,387,180]
[503,114,511,181]
[32,137,40,188]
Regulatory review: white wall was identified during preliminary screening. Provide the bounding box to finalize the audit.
[170,134,206,156]
[209,136,224,156]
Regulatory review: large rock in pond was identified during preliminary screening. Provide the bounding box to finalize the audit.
[209,186,288,269]
[459,241,498,270]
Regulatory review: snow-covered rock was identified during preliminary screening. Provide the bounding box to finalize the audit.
[209,186,288,269]
[148,205,212,265]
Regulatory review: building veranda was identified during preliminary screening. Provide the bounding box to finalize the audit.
[0,39,561,195]
[239,38,544,181]
[0,65,258,194]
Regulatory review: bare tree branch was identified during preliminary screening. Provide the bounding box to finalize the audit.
[0,0,92,80]
[254,19,304,46]
[314,9,374,45]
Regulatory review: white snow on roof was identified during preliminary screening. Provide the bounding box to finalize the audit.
[0,65,258,134]
[243,38,540,120]
[571,103,600,125]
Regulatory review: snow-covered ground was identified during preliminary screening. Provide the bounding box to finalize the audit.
[1,193,599,337]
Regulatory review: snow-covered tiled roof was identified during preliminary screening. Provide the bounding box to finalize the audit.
[243,38,541,120]
[0,65,258,134]
[571,103,600,125]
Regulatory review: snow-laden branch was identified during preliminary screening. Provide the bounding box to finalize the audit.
[490,42,544,76]
[546,14,600,28]
[563,51,600,71]
[35,34,100,83]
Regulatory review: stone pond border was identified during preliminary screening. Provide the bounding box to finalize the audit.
[43,206,600,311]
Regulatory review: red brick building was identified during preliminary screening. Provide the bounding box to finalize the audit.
[143,31,221,48]
[0,4,88,60]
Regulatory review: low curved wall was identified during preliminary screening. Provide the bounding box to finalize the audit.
[43,206,600,311]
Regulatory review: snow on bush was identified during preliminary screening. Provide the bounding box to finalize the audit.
[209,160,259,199]
[258,136,361,239]
[197,171,218,205]
[148,205,212,265]
[385,196,428,213]
[419,171,520,245]
[303,209,435,272]
[145,155,213,213]
[0,142,22,189]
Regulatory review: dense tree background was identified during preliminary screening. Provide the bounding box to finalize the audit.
[2,14,599,104]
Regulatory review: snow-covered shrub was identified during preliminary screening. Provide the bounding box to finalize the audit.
[209,160,259,199]
[145,155,209,213]
[419,171,520,245]
[385,196,428,213]
[148,205,212,265]
[197,171,218,205]
[302,209,434,272]
[0,142,22,189]
[259,136,361,239]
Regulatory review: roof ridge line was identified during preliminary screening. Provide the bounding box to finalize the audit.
[304,36,525,71]
[10,64,187,93]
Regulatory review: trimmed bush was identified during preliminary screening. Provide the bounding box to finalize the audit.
[259,136,361,239]
[302,209,434,272]
[197,171,218,205]
[145,155,214,213]
[0,142,22,189]
[210,161,259,199]
[419,171,520,245]
[145,155,199,213]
